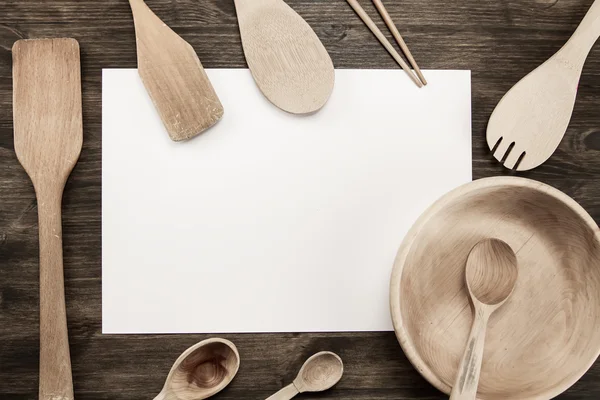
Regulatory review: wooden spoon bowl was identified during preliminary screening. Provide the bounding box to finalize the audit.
[155,338,240,400]
[295,352,344,393]
[234,0,335,114]
[390,177,600,399]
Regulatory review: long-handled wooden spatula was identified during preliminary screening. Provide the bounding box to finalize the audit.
[12,38,82,400]
[129,0,223,141]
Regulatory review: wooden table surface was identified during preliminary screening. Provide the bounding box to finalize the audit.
[1,0,599,398]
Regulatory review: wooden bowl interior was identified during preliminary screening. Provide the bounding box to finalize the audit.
[396,183,600,399]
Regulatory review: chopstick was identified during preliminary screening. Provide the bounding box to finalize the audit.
[345,0,424,88]
[372,0,427,85]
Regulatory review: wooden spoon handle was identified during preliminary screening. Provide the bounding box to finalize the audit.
[37,187,73,400]
[265,383,299,400]
[450,306,490,400]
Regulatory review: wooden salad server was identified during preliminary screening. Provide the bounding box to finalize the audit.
[487,0,600,170]
[129,0,223,141]
[234,0,335,114]
[450,239,519,399]
[12,38,82,400]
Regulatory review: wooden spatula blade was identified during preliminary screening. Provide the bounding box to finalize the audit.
[129,0,223,141]
[13,38,83,182]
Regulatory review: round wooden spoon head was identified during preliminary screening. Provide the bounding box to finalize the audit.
[157,338,240,400]
[466,239,518,307]
[293,352,343,393]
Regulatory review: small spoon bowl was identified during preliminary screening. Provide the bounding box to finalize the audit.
[155,338,240,400]
[266,351,343,399]
[294,352,344,393]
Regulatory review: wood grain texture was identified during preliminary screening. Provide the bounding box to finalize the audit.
[391,177,600,399]
[450,239,518,400]
[12,38,82,400]
[487,0,600,170]
[129,0,223,141]
[1,0,600,399]
[371,0,427,85]
[345,0,422,87]
[154,338,240,400]
[234,0,334,114]
[267,352,343,399]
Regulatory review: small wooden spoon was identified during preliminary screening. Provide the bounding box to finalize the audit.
[154,338,240,400]
[234,0,335,114]
[450,239,518,400]
[13,38,83,400]
[266,352,344,400]
[486,0,600,170]
[128,0,223,141]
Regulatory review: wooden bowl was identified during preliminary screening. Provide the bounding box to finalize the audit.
[390,177,600,399]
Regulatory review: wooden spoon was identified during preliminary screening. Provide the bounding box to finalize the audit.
[234,0,335,114]
[129,0,223,141]
[12,38,83,400]
[266,352,344,400]
[486,0,600,170]
[450,239,518,399]
[154,338,240,400]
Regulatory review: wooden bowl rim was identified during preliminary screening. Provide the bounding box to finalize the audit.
[389,176,600,399]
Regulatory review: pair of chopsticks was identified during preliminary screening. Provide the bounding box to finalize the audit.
[346,0,426,88]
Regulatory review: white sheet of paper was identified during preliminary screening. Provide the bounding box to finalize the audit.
[102,68,472,334]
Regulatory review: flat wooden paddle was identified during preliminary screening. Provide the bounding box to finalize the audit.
[12,38,82,400]
[129,0,223,141]
[234,0,335,114]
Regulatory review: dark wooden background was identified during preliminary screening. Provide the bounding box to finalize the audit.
[1,0,599,398]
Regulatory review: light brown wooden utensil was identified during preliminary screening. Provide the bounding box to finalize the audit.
[371,0,426,85]
[345,0,422,88]
[12,38,82,400]
[154,338,240,400]
[486,0,600,170]
[390,177,600,399]
[266,352,343,400]
[128,0,223,141]
[234,0,335,114]
[450,239,518,400]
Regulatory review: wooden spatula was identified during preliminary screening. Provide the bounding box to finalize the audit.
[129,0,223,141]
[486,0,600,171]
[12,38,82,400]
[234,0,335,114]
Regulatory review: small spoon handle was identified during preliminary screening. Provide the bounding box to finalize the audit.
[450,305,491,400]
[265,383,299,400]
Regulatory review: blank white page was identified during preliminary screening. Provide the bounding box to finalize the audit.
[102,69,472,333]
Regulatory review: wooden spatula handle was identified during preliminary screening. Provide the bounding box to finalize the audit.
[37,186,74,400]
[265,383,299,400]
[450,306,491,400]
